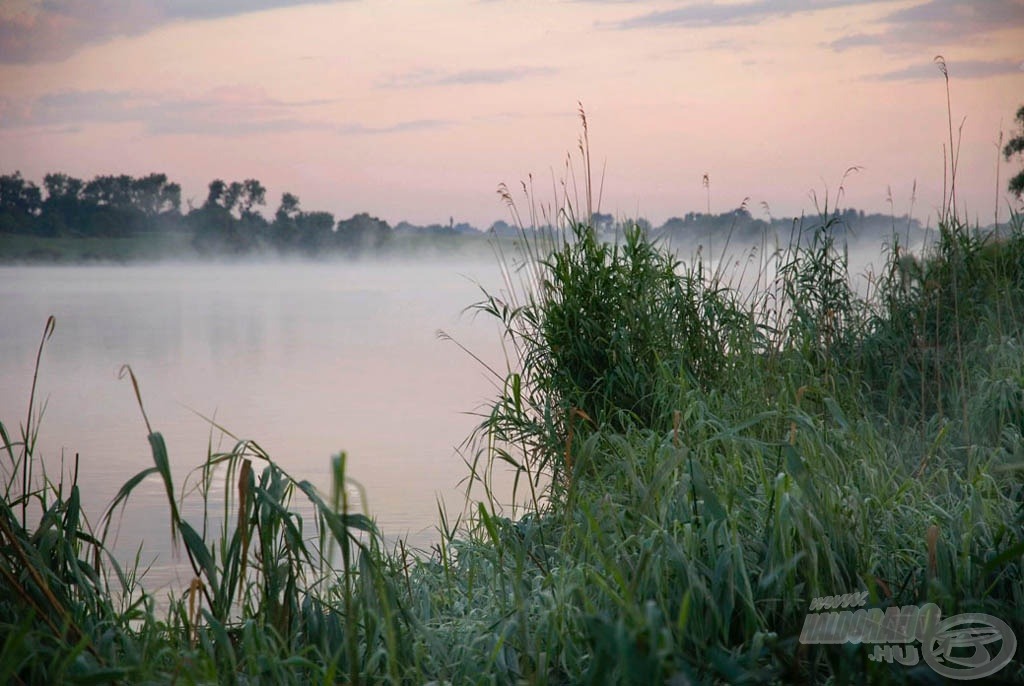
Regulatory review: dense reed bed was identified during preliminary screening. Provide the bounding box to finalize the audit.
[3,122,1023,683]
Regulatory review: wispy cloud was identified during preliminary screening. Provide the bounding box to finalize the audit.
[611,0,883,30]
[0,86,459,138]
[0,0,351,64]
[336,119,454,135]
[828,33,886,51]
[149,117,335,137]
[380,66,557,89]
[872,58,1024,82]
[885,0,1023,32]
[0,86,325,126]
[829,0,1024,52]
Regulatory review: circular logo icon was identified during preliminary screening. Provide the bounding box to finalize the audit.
[922,612,1017,680]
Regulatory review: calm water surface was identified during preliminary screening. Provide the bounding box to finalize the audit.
[0,260,510,591]
[0,239,895,594]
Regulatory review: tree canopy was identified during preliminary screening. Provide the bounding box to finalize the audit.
[1004,104,1024,201]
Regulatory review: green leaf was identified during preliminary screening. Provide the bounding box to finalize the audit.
[982,541,1024,574]
[824,396,848,431]
[179,520,217,595]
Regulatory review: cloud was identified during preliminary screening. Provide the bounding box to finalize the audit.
[612,0,881,30]
[380,66,557,89]
[149,117,334,136]
[828,33,884,51]
[643,37,753,61]
[0,87,340,135]
[884,0,1023,32]
[829,0,1024,52]
[159,113,455,137]
[873,58,1024,82]
[336,119,454,135]
[0,0,350,64]
[0,86,459,138]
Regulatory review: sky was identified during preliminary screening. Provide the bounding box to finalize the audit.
[0,0,1022,229]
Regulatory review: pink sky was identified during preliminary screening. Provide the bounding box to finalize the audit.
[1,0,1022,228]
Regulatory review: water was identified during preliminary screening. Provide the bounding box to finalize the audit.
[0,235,899,598]
[0,259,510,593]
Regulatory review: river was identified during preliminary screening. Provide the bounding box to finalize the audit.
[0,259,511,593]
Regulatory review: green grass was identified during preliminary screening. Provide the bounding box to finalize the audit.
[2,122,1024,682]
[0,226,514,263]
[0,231,199,263]
[461,188,1024,682]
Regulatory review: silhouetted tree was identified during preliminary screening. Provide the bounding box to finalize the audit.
[659,217,687,235]
[191,183,235,252]
[591,212,614,232]
[487,219,517,237]
[43,173,84,204]
[1005,105,1024,201]
[297,210,335,254]
[336,212,392,253]
[130,173,181,217]
[82,175,133,209]
[73,174,150,237]
[205,178,265,219]
[236,179,266,219]
[38,173,85,236]
[204,179,229,209]
[187,180,248,252]
[191,178,266,253]
[0,172,42,214]
[0,172,42,233]
[271,192,302,251]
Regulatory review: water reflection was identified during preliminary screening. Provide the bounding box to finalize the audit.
[0,260,507,591]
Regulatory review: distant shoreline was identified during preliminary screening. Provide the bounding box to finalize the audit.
[0,230,512,265]
[1,211,947,266]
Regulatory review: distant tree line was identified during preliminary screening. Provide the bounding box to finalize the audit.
[0,171,394,257]
[1,169,933,260]
[0,171,183,238]
[648,206,925,244]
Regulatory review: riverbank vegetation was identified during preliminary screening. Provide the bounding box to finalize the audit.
[3,99,1024,681]
[3,187,1023,682]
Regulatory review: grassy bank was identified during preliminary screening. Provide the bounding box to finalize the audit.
[2,189,1024,682]
[0,231,200,263]
[0,229,516,263]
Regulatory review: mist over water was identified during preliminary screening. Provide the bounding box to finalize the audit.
[0,230,905,592]
[0,258,511,590]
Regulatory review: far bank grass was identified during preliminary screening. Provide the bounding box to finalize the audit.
[0,229,523,263]
[0,231,199,262]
